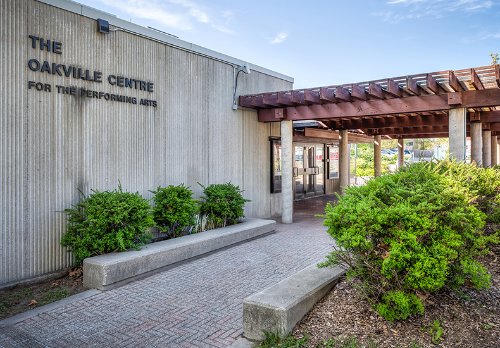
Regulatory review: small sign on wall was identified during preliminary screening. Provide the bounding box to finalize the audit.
[327,144,339,179]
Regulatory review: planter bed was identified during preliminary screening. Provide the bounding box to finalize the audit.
[83,218,276,290]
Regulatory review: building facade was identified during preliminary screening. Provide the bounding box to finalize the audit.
[0,0,294,286]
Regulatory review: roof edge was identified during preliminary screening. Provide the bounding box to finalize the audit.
[37,0,294,83]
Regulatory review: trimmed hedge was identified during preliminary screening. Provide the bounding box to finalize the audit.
[152,184,198,237]
[61,187,154,265]
[199,182,249,228]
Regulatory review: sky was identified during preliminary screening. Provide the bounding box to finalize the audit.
[82,0,500,89]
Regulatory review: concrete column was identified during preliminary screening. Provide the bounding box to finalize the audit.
[280,120,293,224]
[470,122,483,166]
[482,130,492,168]
[397,138,404,168]
[448,108,466,161]
[374,135,382,177]
[492,136,499,166]
[339,130,349,193]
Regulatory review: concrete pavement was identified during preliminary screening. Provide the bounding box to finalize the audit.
[0,197,336,347]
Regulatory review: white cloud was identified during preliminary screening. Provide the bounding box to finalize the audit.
[99,0,233,33]
[102,0,192,30]
[271,32,288,44]
[376,0,495,22]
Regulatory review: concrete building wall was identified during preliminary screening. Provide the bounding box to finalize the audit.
[0,0,292,285]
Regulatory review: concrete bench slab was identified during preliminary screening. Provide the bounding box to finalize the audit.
[243,263,347,341]
[83,218,275,289]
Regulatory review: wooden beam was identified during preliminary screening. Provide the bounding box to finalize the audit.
[304,128,338,139]
[471,68,485,90]
[331,114,450,130]
[491,123,500,131]
[243,95,264,108]
[335,86,351,102]
[461,88,500,108]
[351,85,368,101]
[304,90,321,104]
[386,79,403,97]
[257,89,500,122]
[277,92,293,106]
[426,74,441,94]
[406,77,421,95]
[368,82,384,99]
[291,91,305,105]
[448,70,464,92]
[376,125,449,136]
[319,87,336,103]
[496,65,500,88]
[470,110,500,123]
[401,133,452,139]
[294,133,373,144]
[262,94,280,107]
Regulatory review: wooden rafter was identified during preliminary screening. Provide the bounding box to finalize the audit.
[239,65,500,138]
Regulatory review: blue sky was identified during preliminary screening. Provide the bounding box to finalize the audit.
[83,0,500,88]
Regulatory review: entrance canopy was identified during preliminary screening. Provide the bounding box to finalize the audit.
[239,65,500,139]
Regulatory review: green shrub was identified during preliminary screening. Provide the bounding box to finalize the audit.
[374,291,424,321]
[199,182,249,227]
[152,184,198,237]
[321,163,498,321]
[433,161,500,223]
[61,186,153,265]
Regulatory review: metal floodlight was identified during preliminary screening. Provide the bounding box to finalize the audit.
[241,62,251,74]
[232,63,251,110]
[97,19,110,34]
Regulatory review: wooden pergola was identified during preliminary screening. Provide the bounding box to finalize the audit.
[240,65,500,139]
[239,65,500,223]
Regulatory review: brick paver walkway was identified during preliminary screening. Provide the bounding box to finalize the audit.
[0,204,335,347]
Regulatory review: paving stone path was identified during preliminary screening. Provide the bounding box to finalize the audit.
[0,210,335,347]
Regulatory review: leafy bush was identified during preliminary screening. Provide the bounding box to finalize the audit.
[433,161,500,223]
[61,187,153,265]
[199,182,249,227]
[321,163,498,321]
[152,184,198,237]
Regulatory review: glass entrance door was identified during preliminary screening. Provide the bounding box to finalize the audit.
[293,144,325,199]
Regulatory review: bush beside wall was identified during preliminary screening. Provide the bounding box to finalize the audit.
[61,187,154,265]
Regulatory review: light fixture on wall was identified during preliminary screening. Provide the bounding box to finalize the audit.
[97,19,110,34]
[232,63,251,110]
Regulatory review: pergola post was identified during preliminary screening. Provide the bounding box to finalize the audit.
[492,136,499,166]
[448,108,466,161]
[339,130,349,193]
[397,138,404,168]
[470,122,482,166]
[280,120,293,224]
[374,135,382,177]
[482,130,492,168]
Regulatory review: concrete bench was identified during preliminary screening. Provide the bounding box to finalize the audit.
[83,218,276,290]
[243,263,346,341]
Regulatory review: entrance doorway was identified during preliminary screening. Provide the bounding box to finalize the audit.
[293,144,325,199]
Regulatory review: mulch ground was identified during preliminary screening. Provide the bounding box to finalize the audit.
[294,243,499,348]
[0,268,84,320]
